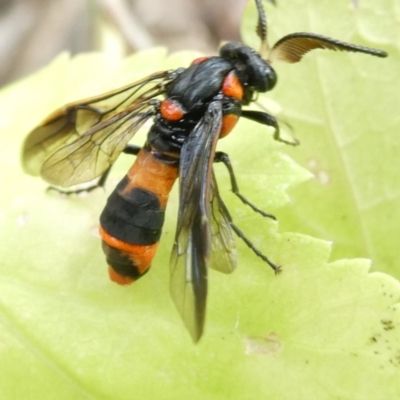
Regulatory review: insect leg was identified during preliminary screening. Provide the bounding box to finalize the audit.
[212,162,280,273]
[230,222,281,273]
[241,109,299,146]
[214,185,280,273]
[122,144,142,155]
[81,144,143,189]
[46,166,113,194]
[83,144,142,189]
[47,144,143,194]
[214,151,276,220]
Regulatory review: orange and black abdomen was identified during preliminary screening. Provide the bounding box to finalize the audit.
[99,148,178,285]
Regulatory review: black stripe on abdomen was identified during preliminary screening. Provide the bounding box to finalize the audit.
[100,177,165,245]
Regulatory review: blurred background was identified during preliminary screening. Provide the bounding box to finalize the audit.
[0,0,248,87]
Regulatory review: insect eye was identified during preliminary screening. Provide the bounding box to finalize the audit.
[249,63,277,92]
[264,65,277,90]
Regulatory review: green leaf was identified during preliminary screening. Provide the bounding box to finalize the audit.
[0,1,399,399]
[245,0,400,279]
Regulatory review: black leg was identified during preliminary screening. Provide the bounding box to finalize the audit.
[122,144,142,156]
[212,175,280,273]
[241,110,299,146]
[47,145,142,194]
[95,144,142,188]
[214,151,276,220]
[46,167,112,194]
[230,222,281,273]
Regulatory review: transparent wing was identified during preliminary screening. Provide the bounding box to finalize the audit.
[40,103,154,186]
[268,32,387,64]
[209,171,237,274]
[22,71,175,186]
[170,101,223,342]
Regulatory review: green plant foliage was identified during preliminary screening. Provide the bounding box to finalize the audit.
[243,0,400,279]
[0,1,399,399]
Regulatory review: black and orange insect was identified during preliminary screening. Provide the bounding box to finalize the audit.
[22,0,387,341]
